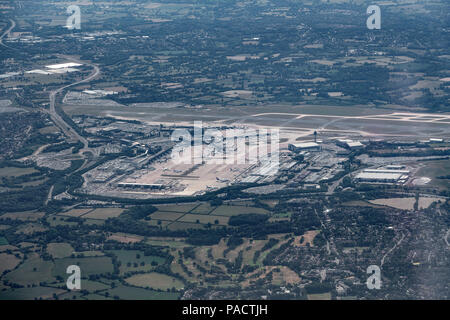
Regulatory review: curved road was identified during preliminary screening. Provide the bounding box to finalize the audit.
[0,19,17,51]
[48,55,100,156]
[45,57,100,202]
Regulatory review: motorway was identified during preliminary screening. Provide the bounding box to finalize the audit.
[48,55,100,157]
[0,19,17,51]
[44,57,101,202]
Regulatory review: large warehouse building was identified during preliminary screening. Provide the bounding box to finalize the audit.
[355,168,410,184]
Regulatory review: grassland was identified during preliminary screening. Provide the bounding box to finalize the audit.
[4,255,55,286]
[0,211,45,221]
[154,203,198,213]
[52,256,114,278]
[178,213,229,225]
[104,285,180,300]
[0,287,66,300]
[125,272,184,290]
[107,249,165,275]
[0,167,38,177]
[210,205,269,216]
[307,292,332,300]
[417,159,450,190]
[369,197,441,210]
[46,243,75,259]
[150,211,185,221]
[0,253,21,274]
[82,208,124,220]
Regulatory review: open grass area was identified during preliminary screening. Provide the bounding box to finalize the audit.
[82,218,105,226]
[0,237,8,245]
[166,221,206,231]
[0,211,45,221]
[107,233,144,244]
[107,250,165,275]
[76,279,110,292]
[52,256,114,278]
[124,272,184,290]
[15,223,47,235]
[82,208,124,220]
[307,292,332,300]
[0,167,38,177]
[178,213,229,225]
[154,203,198,213]
[46,243,75,259]
[369,197,441,210]
[144,219,171,228]
[150,211,185,221]
[146,238,189,249]
[0,253,21,274]
[0,287,66,300]
[59,208,92,217]
[104,285,180,300]
[47,215,78,227]
[4,255,55,286]
[190,203,216,214]
[210,205,270,216]
[417,159,450,190]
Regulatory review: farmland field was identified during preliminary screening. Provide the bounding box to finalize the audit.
[124,272,184,290]
[0,287,66,300]
[0,211,45,221]
[105,285,180,300]
[369,197,441,210]
[210,205,269,216]
[46,243,75,259]
[154,203,198,213]
[416,159,450,189]
[82,208,124,220]
[178,213,229,225]
[52,256,114,278]
[307,292,332,300]
[107,250,165,275]
[150,211,185,221]
[4,255,55,286]
[0,253,21,274]
[0,167,38,177]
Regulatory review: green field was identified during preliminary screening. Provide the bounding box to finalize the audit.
[0,287,65,300]
[82,218,105,226]
[82,208,124,220]
[0,237,8,245]
[307,292,332,300]
[4,256,55,286]
[47,215,78,227]
[46,243,75,259]
[107,250,165,275]
[0,167,38,177]
[77,279,110,292]
[144,219,171,227]
[125,272,184,290]
[190,203,216,214]
[210,205,270,216]
[104,285,180,300]
[150,211,185,221]
[167,221,206,231]
[417,159,450,189]
[178,213,229,225]
[155,203,198,213]
[52,256,114,278]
